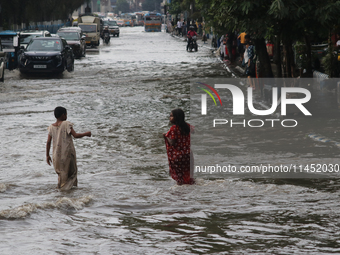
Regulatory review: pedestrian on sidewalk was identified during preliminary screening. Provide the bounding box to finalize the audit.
[182,21,187,36]
[238,31,247,62]
[244,35,256,88]
[177,20,182,36]
[226,32,234,62]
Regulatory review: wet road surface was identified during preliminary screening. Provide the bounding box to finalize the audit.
[1,26,340,254]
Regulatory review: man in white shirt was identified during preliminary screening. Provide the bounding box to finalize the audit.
[177,20,182,36]
[336,39,340,47]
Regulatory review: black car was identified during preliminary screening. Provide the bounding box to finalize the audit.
[18,37,74,74]
[57,27,86,58]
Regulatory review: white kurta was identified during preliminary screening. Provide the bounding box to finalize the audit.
[48,121,77,190]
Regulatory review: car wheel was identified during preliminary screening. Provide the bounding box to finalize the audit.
[117,34,119,37]
[67,60,74,72]
[82,48,86,57]
[0,68,4,82]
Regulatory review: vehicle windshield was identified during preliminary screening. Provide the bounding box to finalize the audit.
[145,16,161,21]
[107,20,117,26]
[20,34,42,44]
[78,24,96,32]
[0,36,15,49]
[57,32,79,40]
[27,39,62,51]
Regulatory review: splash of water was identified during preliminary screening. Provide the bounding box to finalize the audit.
[0,195,93,219]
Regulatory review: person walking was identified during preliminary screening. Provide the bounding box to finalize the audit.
[177,20,182,36]
[46,106,91,190]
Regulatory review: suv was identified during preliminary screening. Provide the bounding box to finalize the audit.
[20,30,51,48]
[103,19,120,37]
[18,37,74,74]
[57,27,86,58]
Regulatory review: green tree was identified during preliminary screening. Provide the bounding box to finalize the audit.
[115,0,130,14]
[0,0,85,28]
[195,0,340,78]
[143,0,162,12]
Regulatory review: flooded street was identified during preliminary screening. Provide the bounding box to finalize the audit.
[1,26,340,254]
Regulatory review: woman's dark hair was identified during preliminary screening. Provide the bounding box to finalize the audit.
[54,106,67,119]
[172,108,190,135]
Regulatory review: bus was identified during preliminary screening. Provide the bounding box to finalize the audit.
[144,13,162,32]
[135,12,144,26]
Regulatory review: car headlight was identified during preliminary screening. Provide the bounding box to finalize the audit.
[20,54,27,66]
[55,55,62,66]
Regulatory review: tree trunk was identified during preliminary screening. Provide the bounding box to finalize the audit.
[254,37,273,77]
[288,41,295,77]
[284,41,292,78]
[304,35,313,77]
[274,35,282,77]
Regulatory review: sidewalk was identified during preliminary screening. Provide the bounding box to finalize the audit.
[169,32,240,77]
[169,32,287,79]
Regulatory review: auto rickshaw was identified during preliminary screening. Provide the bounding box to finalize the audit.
[0,30,20,70]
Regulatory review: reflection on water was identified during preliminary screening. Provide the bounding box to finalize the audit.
[1,27,340,254]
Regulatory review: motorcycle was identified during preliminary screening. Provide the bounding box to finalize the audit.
[187,36,198,52]
[104,32,110,45]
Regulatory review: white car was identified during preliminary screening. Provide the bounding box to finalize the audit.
[19,30,51,48]
[103,19,120,37]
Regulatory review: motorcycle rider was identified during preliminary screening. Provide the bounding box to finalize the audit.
[102,26,110,43]
[187,26,198,51]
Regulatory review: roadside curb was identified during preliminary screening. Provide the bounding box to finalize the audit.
[169,32,243,78]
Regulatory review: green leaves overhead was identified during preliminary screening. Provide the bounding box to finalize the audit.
[0,0,85,25]
[115,0,130,13]
[195,0,340,39]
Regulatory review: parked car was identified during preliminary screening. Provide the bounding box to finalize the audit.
[18,37,74,74]
[103,19,120,37]
[19,30,51,49]
[0,40,6,81]
[0,30,20,70]
[57,28,86,58]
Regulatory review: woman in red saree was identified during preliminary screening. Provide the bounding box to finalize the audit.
[163,109,195,185]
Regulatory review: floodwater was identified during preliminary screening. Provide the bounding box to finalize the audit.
[1,26,340,254]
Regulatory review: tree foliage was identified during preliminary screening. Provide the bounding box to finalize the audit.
[194,0,340,77]
[115,0,130,14]
[142,0,162,12]
[0,0,85,27]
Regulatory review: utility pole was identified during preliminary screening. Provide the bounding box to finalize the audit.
[85,0,92,14]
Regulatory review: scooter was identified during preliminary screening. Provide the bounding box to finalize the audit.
[187,36,198,52]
